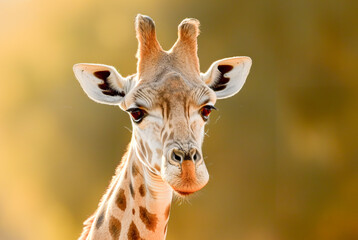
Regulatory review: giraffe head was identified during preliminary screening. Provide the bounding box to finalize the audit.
[73,15,251,196]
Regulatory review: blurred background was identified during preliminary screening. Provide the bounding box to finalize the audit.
[0,0,357,239]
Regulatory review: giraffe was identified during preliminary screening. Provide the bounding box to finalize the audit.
[73,14,252,240]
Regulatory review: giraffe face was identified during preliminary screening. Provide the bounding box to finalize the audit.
[123,71,216,195]
[73,14,252,196]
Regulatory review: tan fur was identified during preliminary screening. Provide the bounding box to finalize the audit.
[135,15,163,78]
[171,18,200,74]
[134,15,201,82]
[75,13,248,240]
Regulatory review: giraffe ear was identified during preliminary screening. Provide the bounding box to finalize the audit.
[201,57,252,99]
[73,63,133,105]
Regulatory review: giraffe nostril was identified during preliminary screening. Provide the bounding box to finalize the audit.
[189,148,201,162]
[171,150,183,163]
[174,153,181,161]
[192,151,201,162]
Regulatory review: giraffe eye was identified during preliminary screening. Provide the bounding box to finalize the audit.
[200,105,216,121]
[127,108,147,123]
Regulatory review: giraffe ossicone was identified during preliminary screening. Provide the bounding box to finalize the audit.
[74,14,252,240]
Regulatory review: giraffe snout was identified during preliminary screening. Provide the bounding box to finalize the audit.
[163,146,208,196]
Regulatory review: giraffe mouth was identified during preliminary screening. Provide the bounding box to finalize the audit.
[175,190,195,196]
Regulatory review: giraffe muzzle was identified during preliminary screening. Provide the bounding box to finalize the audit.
[163,146,209,196]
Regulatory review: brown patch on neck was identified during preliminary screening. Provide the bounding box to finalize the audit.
[139,206,158,232]
[128,221,141,240]
[139,184,146,197]
[132,163,139,176]
[95,210,105,229]
[115,189,127,211]
[109,216,121,239]
[129,181,135,199]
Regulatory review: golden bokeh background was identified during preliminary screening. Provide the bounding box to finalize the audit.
[0,0,357,239]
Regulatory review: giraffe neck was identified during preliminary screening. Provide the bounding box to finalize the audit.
[81,139,173,240]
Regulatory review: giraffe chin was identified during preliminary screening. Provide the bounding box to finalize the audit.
[172,185,206,197]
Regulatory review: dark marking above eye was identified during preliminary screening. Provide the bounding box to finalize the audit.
[210,65,233,91]
[93,70,125,97]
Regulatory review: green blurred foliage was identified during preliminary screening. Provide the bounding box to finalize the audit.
[0,0,357,239]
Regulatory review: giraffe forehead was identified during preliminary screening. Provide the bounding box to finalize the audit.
[131,74,214,109]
